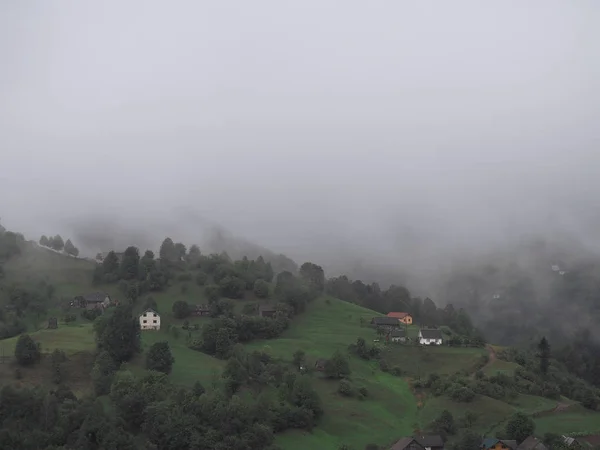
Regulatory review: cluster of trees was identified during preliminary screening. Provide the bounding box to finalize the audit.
[0,280,54,339]
[192,269,321,358]
[39,234,79,256]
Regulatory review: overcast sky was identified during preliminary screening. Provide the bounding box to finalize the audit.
[1,1,599,272]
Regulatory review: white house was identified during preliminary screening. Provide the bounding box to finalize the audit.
[418,329,443,346]
[139,309,160,330]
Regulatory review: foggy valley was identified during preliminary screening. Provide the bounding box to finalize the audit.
[1,2,600,449]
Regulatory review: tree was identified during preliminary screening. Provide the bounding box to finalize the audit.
[325,350,351,379]
[433,409,456,435]
[94,305,141,363]
[143,297,158,312]
[299,262,325,293]
[120,246,140,280]
[174,242,187,260]
[253,279,270,298]
[146,341,175,374]
[159,237,177,262]
[538,336,550,375]
[91,350,118,395]
[219,276,246,299]
[50,349,67,384]
[172,300,190,319]
[15,334,41,366]
[39,235,49,246]
[102,251,120,275]
[452,431,481,450]
[64,239,79,257]
[50,234,64,251]
[505,412,535,443]
[293,350,306,368]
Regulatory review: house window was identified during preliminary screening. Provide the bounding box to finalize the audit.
[153,320,157,324]
[143,320,147,323]
[153,313,157,317]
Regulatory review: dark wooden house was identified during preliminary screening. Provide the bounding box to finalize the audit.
[371,316,401,329]
[259,305,277,318]
[191,305,211,317]
[72,292,111,310]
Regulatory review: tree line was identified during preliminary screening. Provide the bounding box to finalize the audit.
[39,235,79,256]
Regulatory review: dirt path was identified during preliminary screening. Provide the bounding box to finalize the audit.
[552,402,572,413]
[471,345,497,378]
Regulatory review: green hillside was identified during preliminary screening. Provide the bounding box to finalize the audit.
[1,241,600,449]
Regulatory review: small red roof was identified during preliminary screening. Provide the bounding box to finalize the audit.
[387,312,410,319]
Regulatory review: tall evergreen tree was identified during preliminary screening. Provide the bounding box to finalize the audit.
[538,336,550,375]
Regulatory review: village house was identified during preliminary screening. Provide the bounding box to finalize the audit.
[418,328,443,346]
[139,309,160,330]
[516,436,548,450]
[390,328,407,343]
[387,312,413,324]
[390,435,444,450]
[47,317,58,329]
[191,304,211,317]
[259,305,277,318]
[390,438,425,450]
[72,292,111,310]
[371,317,401,330]
[481,438,518,450]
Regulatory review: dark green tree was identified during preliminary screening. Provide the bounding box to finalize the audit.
[64,239,79,256]
[15,334,41,366]
[433,409,456,435]
[299,262,325,293]
[120,246,140,280]
[219,276,246,299]
[293,349,306,368]
[39,235,49,246]
[102,251,120,275]
[324,350,351,379]
[204,284,221,303]
[159,237,177,262]
[94,305,141,363]
[50,234,64,251]
[146,341,175,374]
[505,412,535,443]
[174,242,187,260]
[538,336,550,375]
[452,431,481,450]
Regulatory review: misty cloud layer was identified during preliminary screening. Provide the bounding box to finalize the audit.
[2,1,600,293]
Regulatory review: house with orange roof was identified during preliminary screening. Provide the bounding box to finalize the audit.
[387,312,413,325]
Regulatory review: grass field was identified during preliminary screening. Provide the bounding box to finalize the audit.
[247,296,420,450]
[0,323,96,356]
[533,405,600,435]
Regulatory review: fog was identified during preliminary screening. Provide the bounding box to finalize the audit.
[2,1,600,294]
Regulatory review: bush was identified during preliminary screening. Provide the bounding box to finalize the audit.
[81,308,102,321]
[390,366,402,377]
[378,359,389,372]
[338,379,354,397]
[204,284,221,302]
[180,284,189,294]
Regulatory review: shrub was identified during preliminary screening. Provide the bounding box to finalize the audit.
[378,359,389,372]
[390,366,402,377]
[180,283,189,294]
[253,279,270,298]
[338,379,354,397]
[146,341,175,374]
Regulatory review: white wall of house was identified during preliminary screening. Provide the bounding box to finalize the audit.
[139,310,160,330]
[418,332,442,345]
